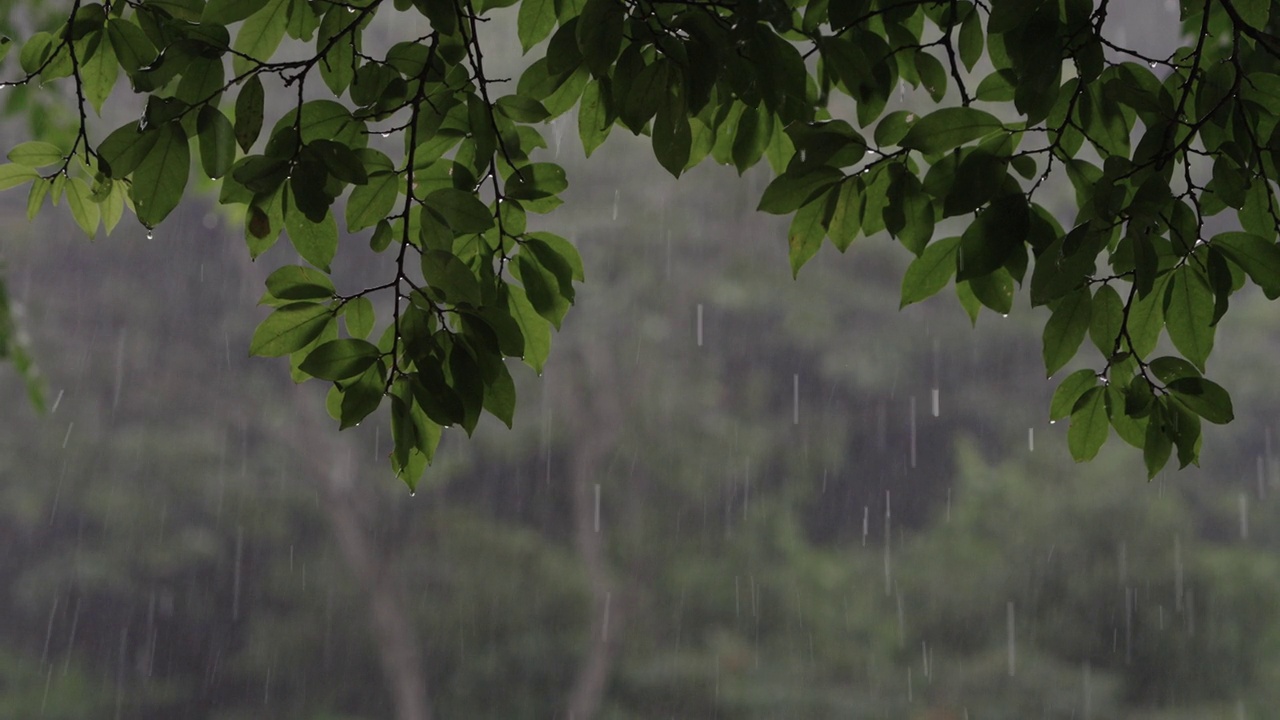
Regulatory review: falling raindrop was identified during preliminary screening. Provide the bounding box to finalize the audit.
[1007,600,1016,676]
[594,483,601,532]
[793,373,800,425]
[1239,492,1249,539]
[930,388,939,417]
[696,303,703,346]
[1028,427,1035,451]
[1174,535,1183,610]
[232,526,244,621]
[61,422,73,448]
[1083,661,1093,718]
[611,188,619,220]
[908,397,917,468]
[884,491,892,594]
[602,592,612,641]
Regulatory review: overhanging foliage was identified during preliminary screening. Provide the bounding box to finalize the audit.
[2,0,1278,484]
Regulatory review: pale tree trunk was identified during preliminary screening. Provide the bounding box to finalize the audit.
[291,393,433,720]
[564,342,629,720]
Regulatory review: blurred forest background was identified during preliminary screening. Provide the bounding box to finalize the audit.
[2,3,1280,719]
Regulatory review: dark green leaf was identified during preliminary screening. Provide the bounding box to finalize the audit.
[197,106,236,179]
[1050,368,1098,421]
[300,338,381,381]
[1089,283,1124,355]
[233,0,289,76]
[338,362,385,429]
[901,236,960,307]
[422,250,483,306]
[788,195,828,276]
[235,75,265,152]
[344,297,375,339]
[1167,376,1234,424]
[1068,386,1108,461]
[1164,266,1215,371]
[426,188,493,234]
[900,107,1003,154]
[1213,231,1280,299]
[132,123,189,228]
[285,207,339,271]
[1043,288,1092,377]
[758,167,843,215]
[204,0,263,23]
[347,171,399,232]
[518,0,557,52]
[265,264,335,301]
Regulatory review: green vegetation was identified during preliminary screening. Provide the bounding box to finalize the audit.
[1,1,1279,484]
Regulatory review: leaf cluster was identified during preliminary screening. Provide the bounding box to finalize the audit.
[4,0,1280,481]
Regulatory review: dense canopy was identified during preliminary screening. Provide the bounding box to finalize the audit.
[2,0,1279,484]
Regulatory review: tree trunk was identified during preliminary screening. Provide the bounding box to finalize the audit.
[290,392,433,720]
[323,474,433,720]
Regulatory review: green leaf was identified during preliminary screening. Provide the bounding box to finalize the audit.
[426,188,494,234]
[0,164,39,191]
[234,75,266,152]
[1107,385,1148,448]
[347,171,400,232]
[957,195,1027,280]
[250,302,333,357]
[899,107,1003,154]
[7,142,64,169]
[1126,272,1168,358]
[528,231,585,281]
[958,6,984,71]
[1042,288,1092,376]
[1212,231,1280,299]
[1233,0,1270,28]
[300,339,381,381]
[577,0,624,77]
[204,0,263,23]
[65,178,101,237]
[504,163,568,201]
[1089,283,1124,355]
[483,360,517,427]
[496,94,552,123]
[1164,266,1215,371]
[285,206,339,271]
[1167,376,1234,424]
[197,106,236,180]
[901,236,959,307]
[233,0,290,76]
[1068,386,1108,461]
[132,123,189,228]
[422,250,483,306]
[518,0,557,52]
[80,36,118,115]
[1050,368,1099,421]
[344,297,375,339]
[1143,408,1173,478]
[508,285,551,372]
[826,177,863,251]
[338,362,385,429]
[107,18,156,73]
[758,167,843,215]
[578,78,612,157]
[265,264,335,301]
[788,195,828,277]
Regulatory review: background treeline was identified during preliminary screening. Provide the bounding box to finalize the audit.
[1,122,1279,720]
